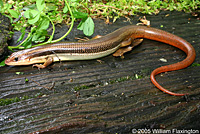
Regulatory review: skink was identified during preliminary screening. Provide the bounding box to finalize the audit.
[5,25,196,96]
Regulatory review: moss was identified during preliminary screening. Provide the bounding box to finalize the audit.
[0,96,31,106]
[73,74,144,91]
[109,74,144,84]
[74,84,96,91]
[192,63,200,67]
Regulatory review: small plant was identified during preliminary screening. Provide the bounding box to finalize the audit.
[0,0,95,51]
[2,0,73,51]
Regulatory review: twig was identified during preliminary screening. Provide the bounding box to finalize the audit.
[30,79,55,90]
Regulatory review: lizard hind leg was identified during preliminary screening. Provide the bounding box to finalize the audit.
[113,38,143,57]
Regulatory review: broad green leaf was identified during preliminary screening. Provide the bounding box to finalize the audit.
[32,34,46,43]
[24,10,30,18]
[32,30,48,43]
[46,3,57,11]
[23,4,36,11]
[83,17,94,36]
[0,0,3,7]
[30,9,39,18]
[24,9,39,19]
[28,13,40,24]
[77,20,84,30]
[38,17,50,30]
[37,36,45,43]
[36,0,45,11]
[73,11,88,19]
[63,4,68,13]
[8,9,19,18]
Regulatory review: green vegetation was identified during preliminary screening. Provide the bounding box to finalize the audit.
[192,63,200,67]
[0,92,47,106]
[74,74,144,91]
[15,71,24,75]
[0,0,199,51]
[0,74,143,105]
[0,58,6,66]
[0,96,31,106]
[109,74,143,84]
[0,0,76,51]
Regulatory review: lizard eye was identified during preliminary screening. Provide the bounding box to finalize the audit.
[14,57,19,61]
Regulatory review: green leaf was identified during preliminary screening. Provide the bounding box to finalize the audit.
[0,0,3,7]
[37,35,46,43]
[77,20,85,30]
[24,10,30,18]
[17,27,26,42]
[83,17,94,36]
[8,9,19,18]
[36,0,45,11]
[46,3,57,11]
[23,4,36,11]
[24,9,39,19]
[37,17,50,31]
[32,30,47,43]
[28,13,40,24]
[73,11,88,19]
[22,35,32,48]
[0,58,6,67]
[30,9,39,17]
[63,4,68,13]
